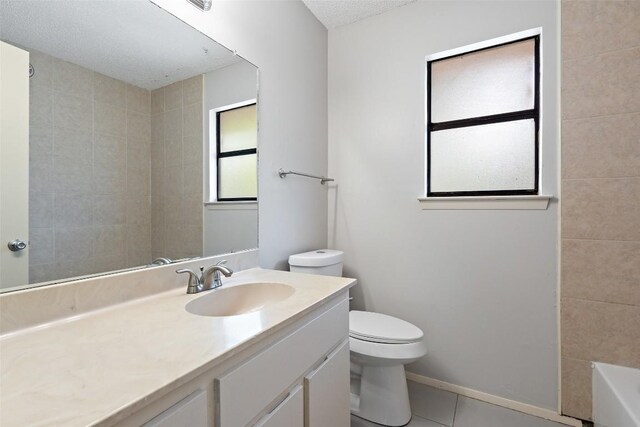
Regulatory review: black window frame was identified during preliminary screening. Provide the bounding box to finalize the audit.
[426,35,540,197]
[215,102,257,202]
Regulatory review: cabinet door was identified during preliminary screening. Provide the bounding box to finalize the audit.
[254,385,303,427]
[304,340,350,427]
[143,390,208,427]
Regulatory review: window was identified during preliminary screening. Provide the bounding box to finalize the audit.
[209,101,257,202]
[426,31,540,197]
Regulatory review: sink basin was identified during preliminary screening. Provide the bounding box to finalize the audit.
[185,282,295,317]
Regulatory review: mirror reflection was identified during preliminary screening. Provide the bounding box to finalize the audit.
[0,0,258,292]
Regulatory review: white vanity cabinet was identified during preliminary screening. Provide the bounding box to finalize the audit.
[215,297,349,426]
[121,294,350,427]
[251,340,349,427]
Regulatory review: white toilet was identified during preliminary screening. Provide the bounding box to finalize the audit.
[289,249,427,427]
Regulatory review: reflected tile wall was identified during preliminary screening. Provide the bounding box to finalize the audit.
[150,75,203,261]
[561,0,640,421]
[28,49,152,284]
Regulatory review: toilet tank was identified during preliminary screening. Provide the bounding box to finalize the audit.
[288,249,344,277]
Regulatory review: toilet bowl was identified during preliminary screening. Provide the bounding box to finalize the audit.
[289,250,427,427]
[349,310,427,426]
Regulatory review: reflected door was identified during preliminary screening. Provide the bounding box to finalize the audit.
[0,41,29,288]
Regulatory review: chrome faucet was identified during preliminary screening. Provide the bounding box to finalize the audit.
[176,260,234,294]
[202,261,234,290]
[151,257,172,266]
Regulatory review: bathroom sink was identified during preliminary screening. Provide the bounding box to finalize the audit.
[185,282,295,317]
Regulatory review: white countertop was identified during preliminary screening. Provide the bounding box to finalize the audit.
[0,268,355,426]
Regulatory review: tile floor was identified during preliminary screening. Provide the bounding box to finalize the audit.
[350,380,575,427]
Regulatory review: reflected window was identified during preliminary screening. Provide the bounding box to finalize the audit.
[211,101,257,201]
[426,32,540,197]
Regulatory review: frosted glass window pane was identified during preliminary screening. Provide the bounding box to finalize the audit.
[431,39,534,122]
[430,120,535,193]
[219,104,257,152]
[219,154,257,199]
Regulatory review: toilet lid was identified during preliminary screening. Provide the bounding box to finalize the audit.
[349,311,423,344]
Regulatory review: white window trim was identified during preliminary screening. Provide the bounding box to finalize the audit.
[422,28,551,209]
[417,195,551,210]
[207,98,257,203]
[204,201,257,210]
[424,27,541,63]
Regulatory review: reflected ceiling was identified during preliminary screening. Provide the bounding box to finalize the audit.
[0,0,241,89]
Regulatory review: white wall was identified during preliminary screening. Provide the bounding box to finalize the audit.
[328,0,560,410]
[203,61,258,256]
[153,0,328,269]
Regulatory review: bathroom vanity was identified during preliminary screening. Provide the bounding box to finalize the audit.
[0,266,355,426]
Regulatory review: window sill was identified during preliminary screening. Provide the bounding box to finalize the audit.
[417,195,551,210]
[205,201,258,211]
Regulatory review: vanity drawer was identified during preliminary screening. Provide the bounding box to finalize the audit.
[215,297,348,427]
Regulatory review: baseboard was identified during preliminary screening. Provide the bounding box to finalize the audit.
[406,371,581,427]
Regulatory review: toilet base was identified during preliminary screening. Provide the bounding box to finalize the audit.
[350,364,412,426]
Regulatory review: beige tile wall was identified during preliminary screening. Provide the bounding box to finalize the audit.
[150,76,203,261]
[561,0,640,420]
[28,50,152,283]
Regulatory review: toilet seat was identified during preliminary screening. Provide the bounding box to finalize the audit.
[349,311,423,344]
[350,335,427,366]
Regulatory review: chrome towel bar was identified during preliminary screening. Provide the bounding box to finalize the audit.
[278,168,334,185]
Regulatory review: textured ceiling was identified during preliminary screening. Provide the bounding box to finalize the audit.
[302,0,416,29]
[0,0,242,90]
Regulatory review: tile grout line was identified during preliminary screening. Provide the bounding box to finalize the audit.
[561,109,640,122]
[561,295,640,308]
[562,237,640,243]
[451,392,459,427]
[411,414,449,427]
[561,45,640,64]
[562,177,640,181]
[561,237,640,244]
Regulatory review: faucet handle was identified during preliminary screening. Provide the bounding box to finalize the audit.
[176,269,202,294]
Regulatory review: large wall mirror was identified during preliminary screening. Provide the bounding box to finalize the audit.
[0,0,258,293]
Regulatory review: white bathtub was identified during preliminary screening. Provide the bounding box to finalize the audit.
[593,362,640,427]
